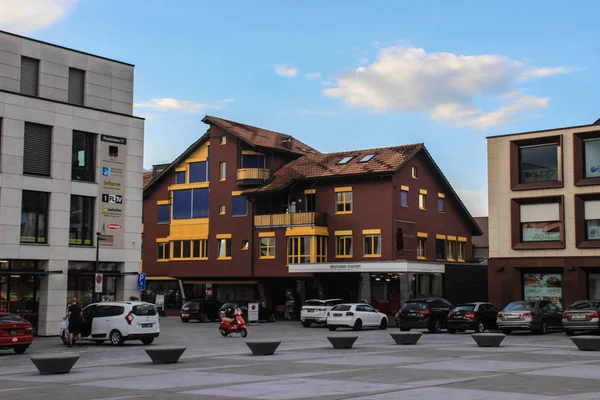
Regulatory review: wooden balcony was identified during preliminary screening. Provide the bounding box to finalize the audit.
[237,168,271,186]
[254,212,327,228]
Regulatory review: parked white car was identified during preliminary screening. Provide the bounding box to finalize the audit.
[326,303,388,331]
[300,298,344,327]
[61,301,160,346]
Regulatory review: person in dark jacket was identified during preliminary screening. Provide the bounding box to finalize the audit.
[65,298,83,347]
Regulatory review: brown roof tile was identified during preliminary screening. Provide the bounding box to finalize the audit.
[143,172,154,188]
[203,115,319,155]
[249,143,423,193]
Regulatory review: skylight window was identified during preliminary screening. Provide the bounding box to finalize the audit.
[337,156,355,165]
[299,148,308,152]
[358,153,376,163]
[308,149,316,154]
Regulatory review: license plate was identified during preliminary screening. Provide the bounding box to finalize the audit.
[573,315,587,320]
[181,314,189,317]
[506,315,519,319]
[333,313,341,317]
[454,316,463,319]
[141,324,152,328]
[9,329,17,335]
[307,310,314,313]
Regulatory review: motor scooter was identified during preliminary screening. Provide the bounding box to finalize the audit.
[219,308,248,337]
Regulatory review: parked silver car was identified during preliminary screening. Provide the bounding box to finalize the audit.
[562,300,600,336]
[497,300,563,334]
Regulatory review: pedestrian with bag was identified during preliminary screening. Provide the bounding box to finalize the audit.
[64,297,83,347]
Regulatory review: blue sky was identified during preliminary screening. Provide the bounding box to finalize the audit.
[3,1,600,217]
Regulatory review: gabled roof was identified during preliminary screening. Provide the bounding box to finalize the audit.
[202,115,319,155]
[143,172,154,188]
[247,144,424,193]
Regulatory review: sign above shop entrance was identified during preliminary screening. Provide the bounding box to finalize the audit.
[289,261,445,274]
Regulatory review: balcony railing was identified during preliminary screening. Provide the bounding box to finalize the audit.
[254,212,327,228]
[237,168,271,185]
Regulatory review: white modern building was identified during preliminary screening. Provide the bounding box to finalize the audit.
[0,30,144,336]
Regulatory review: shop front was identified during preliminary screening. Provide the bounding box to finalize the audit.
[522,271,564,309]
[67,262,133,306]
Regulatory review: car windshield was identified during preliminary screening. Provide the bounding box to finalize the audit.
[132,304,157,316]
[504,302,535,311]
[183,301,200,308]
[325,300,343,306]
[304,301,325,307]
[0,314,28,323]
[569,301,600,310]
[330,305,351,312]
[453,305,475,312]
[401,302,428,311]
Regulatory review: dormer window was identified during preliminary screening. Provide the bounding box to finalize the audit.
[358,153,376,163]
[337,156,354,165]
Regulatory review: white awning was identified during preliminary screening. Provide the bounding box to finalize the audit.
[520,203,559,223]
[585,200,600,220]
[288,260,445,274]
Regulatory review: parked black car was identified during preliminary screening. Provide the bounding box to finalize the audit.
[220,301,276,322]
[447,302,500,334]
[395,297,454,333]
[180,299,222,323]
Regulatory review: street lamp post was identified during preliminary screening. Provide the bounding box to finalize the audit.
[95,232,102,302]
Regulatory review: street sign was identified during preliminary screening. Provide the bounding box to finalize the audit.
[94,273,103,293]
[137,273,146,291]
[248,302,259,322]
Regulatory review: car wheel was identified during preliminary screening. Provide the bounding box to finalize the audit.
[94,340,104,345]
[447,328,457,334]
[199,313,209,323]
[400,327,410,332]
[565,330,575,336]
[428,319,441,333]
[379,318,388,330]
[141,338,154,345]
[301,321,312,328]
[538,320,548,335]
[110,329,124,346]
[475,321,485,333]
[240,329,248,338]
[328,326,337,331]
[502,329,512,335]
[13,345,28,354]
[181,318,189,323]
[352,319,363,331]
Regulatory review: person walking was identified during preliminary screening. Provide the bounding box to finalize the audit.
[64,297,83,347]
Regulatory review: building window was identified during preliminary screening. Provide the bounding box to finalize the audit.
[219,205,226,215]
[232,195,247,216]
[520,202,561,242]
[68,67,85,105]
[363,232,381,257]
[437,193,445,212]
[411,166,418,179]
[71,131,96,182]
[575,195,600,248]
[193,240,208,258]
[20,191,48,244]
[435,238,445,260]
[584,200,600,241]
[574,133,600,186]
[316,236,327,263]
[69,195,94,246]
[157,242,170,260]
[189,161,208,183]
[523,273,563,309]
[287,236,311,264]
[175,171,186,184]
[417,237,427,259]
[336,235,352,258]
[217,238,232,259]
[458,241,466,261]
[20,56,39,96]
[335,189,352,214]
[242,240,249,250]
[447,237,456,261]
[241,154,265,169]
[419,192,427,210]
[583,139,600,178]
[172,188,209,219]
[157,204,170,223]
[220,136,226,145]
[511,136,562,190]
[23,122,51,176]
[260,237,275,258]
[219,162,226,180]
[306,193,316,212]
[400,187,409,207]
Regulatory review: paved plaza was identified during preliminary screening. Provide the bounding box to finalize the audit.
[2,318,600,399]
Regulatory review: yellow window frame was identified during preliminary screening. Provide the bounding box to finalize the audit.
[192,239,208,260]
[260,237,276,259]
[335,235,352,258]
[217,238,232,260]
[363,234,381,258]
[417,237,427,260]
[335,189,353,214]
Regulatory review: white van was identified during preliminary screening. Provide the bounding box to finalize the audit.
[62,301,160,346]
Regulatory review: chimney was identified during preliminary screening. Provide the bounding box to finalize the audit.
[282,137,293,149]
[152,163,170,177]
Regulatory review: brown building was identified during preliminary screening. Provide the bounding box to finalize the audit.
[142,116,482,315]
[487,120,600,311]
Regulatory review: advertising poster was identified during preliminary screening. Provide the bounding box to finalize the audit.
[521,223,560,242]
[585,139,600,178]
[98,134,127,249]
[523,273,562,309]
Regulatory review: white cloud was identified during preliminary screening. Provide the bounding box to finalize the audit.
[320,80,335,87]
[0,0,78,34]
[323,45,575,130]
[134,97,234,114]
[274,64,299,78]
[305,72,322,80]
[456,187,488,217]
